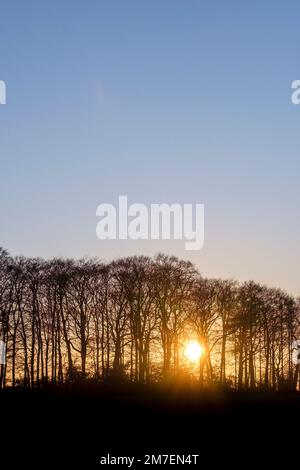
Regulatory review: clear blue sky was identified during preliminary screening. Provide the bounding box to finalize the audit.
[0,1,300,294]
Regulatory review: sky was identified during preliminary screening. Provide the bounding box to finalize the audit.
[0,1,300,294]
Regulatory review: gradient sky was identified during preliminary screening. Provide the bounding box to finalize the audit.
[0,1,300,294]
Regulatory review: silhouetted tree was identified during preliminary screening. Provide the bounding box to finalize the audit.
[0,249,299,389]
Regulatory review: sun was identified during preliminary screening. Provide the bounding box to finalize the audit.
[185,341,203,363]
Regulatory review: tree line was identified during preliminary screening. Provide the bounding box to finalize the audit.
[0,247,299,390]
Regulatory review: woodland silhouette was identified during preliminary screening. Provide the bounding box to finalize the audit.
[0,247,299,390]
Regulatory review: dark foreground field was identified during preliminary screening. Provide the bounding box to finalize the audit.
[1,384,299,467]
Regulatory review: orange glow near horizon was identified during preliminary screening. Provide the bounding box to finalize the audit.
[184,341,203,363]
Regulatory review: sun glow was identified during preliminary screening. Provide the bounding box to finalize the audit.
[184,341,203,363]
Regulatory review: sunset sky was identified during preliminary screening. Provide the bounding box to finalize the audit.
[0,1,300,294]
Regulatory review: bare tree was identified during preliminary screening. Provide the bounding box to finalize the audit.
[0,249,299,389]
